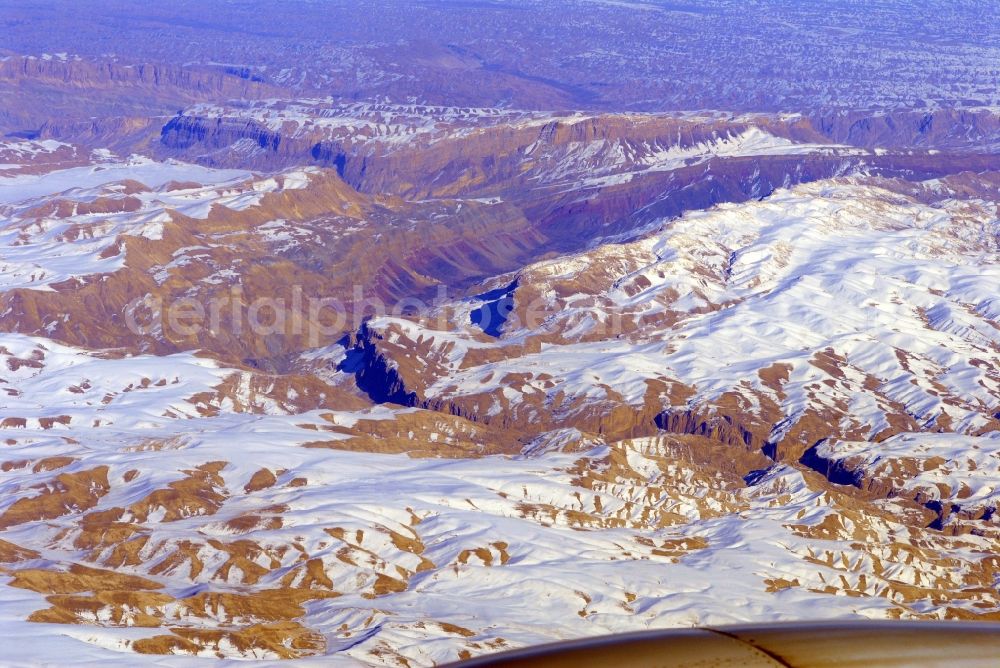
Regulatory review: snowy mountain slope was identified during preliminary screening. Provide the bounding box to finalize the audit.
[0,154,257,291]
[351,176,1000,462]
[0,101,999,666]
[1,171,995,663]
[806,432,1000,519]
[0,115,903,364]
[0,149,549,361]
[1,331,999,664]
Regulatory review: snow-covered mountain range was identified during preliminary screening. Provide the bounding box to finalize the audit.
[1,3,1000,664]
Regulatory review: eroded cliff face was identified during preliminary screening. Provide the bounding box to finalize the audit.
[0,54,281,138]
[0,55,272,96]
[156,105,829,181]
[810,108,1000,150]
[153,102,1000,250]
[155,102,1000,180]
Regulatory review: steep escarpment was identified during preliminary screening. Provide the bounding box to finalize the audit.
[345,323,420,407]
[153,104,1000,256]
[0,54,281,137]
[0,55,274,97]
[811,107,1000,150]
